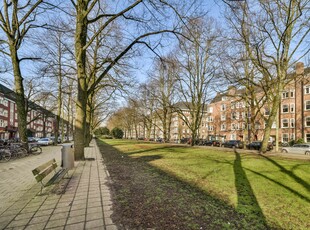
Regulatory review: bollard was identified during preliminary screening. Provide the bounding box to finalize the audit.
[61,144,74,169]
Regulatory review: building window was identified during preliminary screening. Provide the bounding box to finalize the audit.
[231,102,235,109]
[305,85,310,94]
[282,119,289,128]
[290,104,295,113]
[222,96,227,101]
[282,91,289,99]
[207,116,213,122]
[290,133,295,140]
[306,117,310,127]
[236,102,240,108]
[231,112,237,120]
[208,125,213,131]
[290,91,295,98]
[282,133,289,142]
[231,123,239,130]
[231,134,236,140]
[221,104,226,111]
[264,108,270,116]
[282,104,289,113]
[305,101,310,110]
[207,107,213,113]
[290,118,295,128]
[306,134,310,142]
[221,123,226,131]
[221,114,226,121]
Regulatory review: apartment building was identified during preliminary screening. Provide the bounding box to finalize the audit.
[205,63,310,143]
[0,84,57,140]
[123,63,310,144]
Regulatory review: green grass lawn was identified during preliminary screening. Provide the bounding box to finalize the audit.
[101,139,310,229]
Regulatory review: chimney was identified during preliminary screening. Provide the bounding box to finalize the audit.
[296,62,304,75]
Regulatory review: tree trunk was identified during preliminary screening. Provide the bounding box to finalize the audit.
[74,0,89,160]
[261,93,281,152]
[10,45,27,147]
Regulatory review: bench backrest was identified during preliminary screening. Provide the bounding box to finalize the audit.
[32,159,57,182]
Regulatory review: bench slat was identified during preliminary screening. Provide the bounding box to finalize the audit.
[34,164,57,182]
[45,169,69,186]
[32,159,57,176]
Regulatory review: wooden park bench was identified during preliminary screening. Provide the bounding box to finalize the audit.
[32,158,69,192]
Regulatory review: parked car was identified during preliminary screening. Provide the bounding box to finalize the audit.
[50,137,61,145]
[202,140,213,146]
[37,138,53,146]
[27,137,37,143]
[222,140,244,149]
[281,144,310,155]
[212,140,222,147]
[246,141,273,151]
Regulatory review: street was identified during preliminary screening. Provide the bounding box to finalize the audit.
[0,145,62,214]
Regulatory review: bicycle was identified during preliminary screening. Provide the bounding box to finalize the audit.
[9,143,28,158]
[28,144,42,155]
[0,146,11,162]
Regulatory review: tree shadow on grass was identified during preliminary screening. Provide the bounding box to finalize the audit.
[261,155,310,193]
[97,139,276,229]
[234,152,268,228]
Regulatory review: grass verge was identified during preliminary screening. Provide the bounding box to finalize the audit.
[97,139,310,230]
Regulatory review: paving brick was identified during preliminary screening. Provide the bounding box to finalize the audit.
[0,142,117,230]
[64,222,85,230]
[28,215,50,225]
[85,219,104,229]
[24,222,46,230]
[66,215,85,225]
[45,218,66,229]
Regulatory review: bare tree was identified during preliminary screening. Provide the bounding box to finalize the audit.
[0,0,49,146]
[175,17,219,146]
[71,0,200,160]
[224,0,310,152]
[148,57,178,142]
[136,83,158,140]
[35,20,75,143]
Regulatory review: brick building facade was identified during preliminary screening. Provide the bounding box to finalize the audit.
[0,84,56,140]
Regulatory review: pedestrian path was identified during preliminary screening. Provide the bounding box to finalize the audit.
[0,141,117,230]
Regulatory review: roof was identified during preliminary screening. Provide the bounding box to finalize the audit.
[0,83,55,117]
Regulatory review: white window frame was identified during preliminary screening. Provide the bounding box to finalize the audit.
[221,114,226,121]
[290,118,295,128]
[282,133,289,142]
[305,85,310,94]
[306,133,310,143]
[221,123,226,131]
[305,117,310,127]
[290,104,295,113]
[305,101,310,111]
[221,104,226,111]
[282,119,289,128]
[282,104,289,113]
[282,91,289,99]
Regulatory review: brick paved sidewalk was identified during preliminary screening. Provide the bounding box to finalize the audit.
[0,141,117,230]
